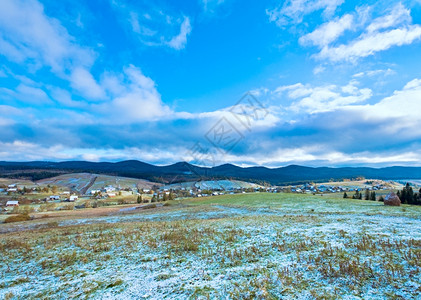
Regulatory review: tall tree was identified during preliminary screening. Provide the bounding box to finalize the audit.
[365,189,370,200]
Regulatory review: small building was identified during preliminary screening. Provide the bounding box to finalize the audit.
[6,200,19,207]
[62,191,70,195]
[107,193,116,197]
[49,195,60,200]
[69,195,78,202]
[7,188,17,192]
[8,184,16,188]
[104,186,116,193]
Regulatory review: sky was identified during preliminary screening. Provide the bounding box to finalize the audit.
[1,0,421,167]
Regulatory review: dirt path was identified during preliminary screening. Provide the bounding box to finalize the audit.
[80,174,97,195]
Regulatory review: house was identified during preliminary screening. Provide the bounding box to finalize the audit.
[69,195,78,202]
[49,195,60,200]
[91,189,101,195]
[6,200,19,207]
[62,191,70,195]
[107,193,116,197]
[104,186,116,193]
[7,188,17,192]
[8,184,16,188]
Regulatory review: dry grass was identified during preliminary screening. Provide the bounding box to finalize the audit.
[4,213,31,223]
[1,193,420,299]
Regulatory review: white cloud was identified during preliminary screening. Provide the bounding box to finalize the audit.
[299,14,353,47]
[0,0,94,73]
[166,17,192,50]
[97,65,172,122]
[365,78,421,120]
[313,65,325,74]
[112,1,192,50]
[129,11,141,33]
[0,0,105,106]
[50,88,87,108]
[317,25,421,62]
[302,3,421,62]
[267,0,344,26]
[275,80,372,114]
[352,68,395,78]
[129,12,156,36]
[367,3,411,33]
[70,67,105,100]
[202,0,226,12]
[0,84,52,105]
[0,141,74,161]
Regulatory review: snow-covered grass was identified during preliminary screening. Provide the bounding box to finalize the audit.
[1,193,420,299]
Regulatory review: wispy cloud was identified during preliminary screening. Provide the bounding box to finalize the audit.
[0,0,94,73]
[70,67,106,100]
[299,14,353,47]
[317,25,421,62]
[112,0,192,50]
[267,0,344,27]
[202,0,226,13]
[166,17,192,50]
[304,3,421,62]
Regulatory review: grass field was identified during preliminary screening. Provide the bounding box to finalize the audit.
[1,193,420,299]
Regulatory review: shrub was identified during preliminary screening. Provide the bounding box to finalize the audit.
[60,204,74,210]
[4,213,31,223]
[118,198,127,205]
[143,203,157,210]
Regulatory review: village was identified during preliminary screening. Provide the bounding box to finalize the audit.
[0,175,400,214]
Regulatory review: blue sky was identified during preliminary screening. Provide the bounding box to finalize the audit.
[1,0,421,167]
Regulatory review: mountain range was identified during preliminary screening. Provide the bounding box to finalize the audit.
[1,160,421,185]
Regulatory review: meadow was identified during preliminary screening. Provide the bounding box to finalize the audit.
[1,193,420,299]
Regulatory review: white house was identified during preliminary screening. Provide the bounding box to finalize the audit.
[49,195,60,200]
[62,191,70,195]
[69,195,78,202]
[7,188,17,192]
[6,200,19,207]
[104,186,116,193]
[8,184,16,188]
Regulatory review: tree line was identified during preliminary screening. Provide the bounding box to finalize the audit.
[397,183,421,205]
[343,183,421,205]
[343,190,377,201]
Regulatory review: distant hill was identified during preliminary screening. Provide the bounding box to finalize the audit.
[37,173,159,194]
[1,160,421,185]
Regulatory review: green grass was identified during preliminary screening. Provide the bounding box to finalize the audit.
[182,192,421,217]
